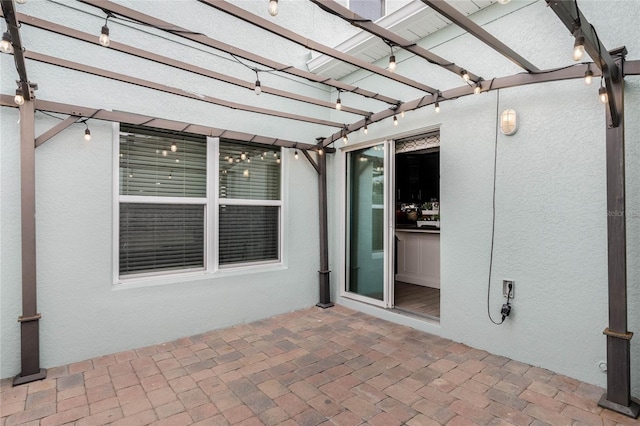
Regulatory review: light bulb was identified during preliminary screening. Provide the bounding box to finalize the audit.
[461,69,469,82]
[599,86,608,104]
[14,89,24,105]
[584,69,593,85]
[497,0,510,4]
[276,156,281,164]
[294,150,299,160]
[335,96,341,111]
[129,173,133,178]
[393,115,398,126]
[240,152,247,160]
[99,25,110,47]
[171,142,177,152]
[268,0,278,16]
[84,128,91,141]
[388,55,396,73]
[228,157,234,163]
[255,79,261,95]
[363,124,368,134]
[168,172,172,180]
[1,32,13,54]
[243,169,249,177]
[162,150,168,156]
[573,36,585,61]
[434,102,440,113]
[474,83,481,95]
[318,148,323,155]
[343,134,348,144]
[247,158,251,163]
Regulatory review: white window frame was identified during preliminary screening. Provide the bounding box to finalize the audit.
[112,125,286,287]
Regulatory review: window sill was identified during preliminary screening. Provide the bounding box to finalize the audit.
[112,262,287,290]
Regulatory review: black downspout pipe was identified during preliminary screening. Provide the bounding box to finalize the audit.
[316,152,333,308]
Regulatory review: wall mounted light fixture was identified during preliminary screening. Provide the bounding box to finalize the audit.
[499,109,518,136]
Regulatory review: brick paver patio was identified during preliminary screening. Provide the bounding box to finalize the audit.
[1,305,638,425]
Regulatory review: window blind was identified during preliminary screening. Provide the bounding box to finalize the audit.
[219,140,280,200]
[120,126,207,197]
[119,203,205,275]
[218,205,279,265]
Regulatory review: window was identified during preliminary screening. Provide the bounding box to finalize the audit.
[116,125,282,280]
[350,0,384,21]
[217,140,282,267]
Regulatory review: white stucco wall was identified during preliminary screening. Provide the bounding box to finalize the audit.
[330,0,640,394]
[1,0,639,400]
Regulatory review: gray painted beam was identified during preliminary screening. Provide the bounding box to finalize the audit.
[76,0,399,105]
[202,0,439,94]
[308,0,483,83]
[421,0,539,73]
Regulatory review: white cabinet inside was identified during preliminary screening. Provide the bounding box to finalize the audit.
[395,230,440,289]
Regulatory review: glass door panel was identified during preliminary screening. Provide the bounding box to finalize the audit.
[346,144,386,303]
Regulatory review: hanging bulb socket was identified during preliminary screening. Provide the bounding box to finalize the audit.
[268,0,278,16]
[318,148,323,155]
[99,24,110,47]
[573,36,585,61]
[254,79,262,95]
[171,141,178,152]
[461,69,470,82]
[1,31,14,54]
[84,127,91,142]
[474,82,481,95]
[393,115,398,126]
[240,152,247,160]
[294,150,299,160]
[388,55,396,73]
[434,101,440,113]
[599,86,608,104]
[363,122,368,134]
[14,87,24,105]
[336,94,342,111]
[584,69,593,85]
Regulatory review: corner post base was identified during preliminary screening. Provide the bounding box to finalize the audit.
[598,394,640,418]
[13,369,47,386]
[316,302,335,309]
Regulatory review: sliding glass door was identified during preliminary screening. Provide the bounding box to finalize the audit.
[345,142,390,306]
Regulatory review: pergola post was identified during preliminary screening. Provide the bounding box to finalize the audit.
[598,51,639,418]
[13,99,47,386]
[316,151,333,308]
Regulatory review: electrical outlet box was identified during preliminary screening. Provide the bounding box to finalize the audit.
[503,280,514,298]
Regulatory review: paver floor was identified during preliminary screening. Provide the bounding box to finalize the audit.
[1,305,638,425]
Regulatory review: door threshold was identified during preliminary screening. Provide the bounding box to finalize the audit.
[390,306,440,323]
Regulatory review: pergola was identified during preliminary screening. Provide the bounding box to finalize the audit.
[1,0,638,417]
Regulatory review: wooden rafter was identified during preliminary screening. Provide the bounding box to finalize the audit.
[307,0,483,83]
[76,0,400,105]
[200,0,439,95]
[421,0,539,73]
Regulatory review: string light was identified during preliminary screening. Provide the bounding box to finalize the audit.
[363,122,368,134]
[162,150,168,156]
[434,102,440,113]
[318,148,323,155]
[99,16,111,47]
[276,156,281,164]
[1,31,13,54]
[584,68,593,85]
[268,0,278,16]
[169,171,173,180]
[171,141,177,152]
[254,70,261,95]
[14,87,24,105]
[243,169,249,177]
[393,115,398,126]
[572,36,585,61]
[335,91,342,111]
[461,69,470,82]
[240,152,247,160]
[474,81,482,95]
[83,122,91,141]
[294,150,299,160]
[388,44,396,73]
[228,156,234,163]
[598,85,608,104]
[400,110,405,118]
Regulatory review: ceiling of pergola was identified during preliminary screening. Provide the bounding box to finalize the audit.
[1,0,637,150]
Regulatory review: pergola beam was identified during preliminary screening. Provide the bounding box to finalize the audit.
[421,0,539,73]
[0,94,331,152]
[7,12,370,117]
[201,0,439,94]
[77,0,400,105]
[35,115,80,147]
[545,0,621,127]
[308,0,482,83]
[24,51,344,129]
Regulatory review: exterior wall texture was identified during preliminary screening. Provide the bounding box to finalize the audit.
[1,0,639,400]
